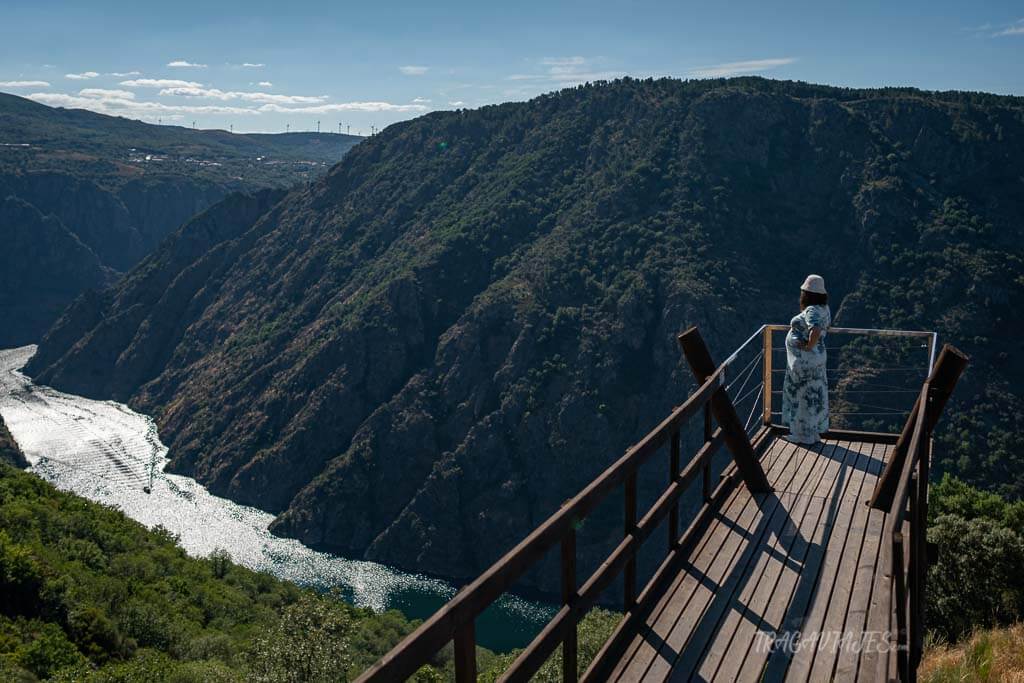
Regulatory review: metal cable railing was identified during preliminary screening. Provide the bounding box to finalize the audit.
[719,325,937,437]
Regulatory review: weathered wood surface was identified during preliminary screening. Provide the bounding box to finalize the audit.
[604,435,896,682]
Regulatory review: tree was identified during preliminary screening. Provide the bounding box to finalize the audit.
[927,514,1024,641]
[208,547,232,579]
[248,593,354,682]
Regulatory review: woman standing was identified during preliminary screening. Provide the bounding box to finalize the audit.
[782,274,832,444]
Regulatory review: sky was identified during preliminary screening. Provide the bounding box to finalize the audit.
[1,0,1022,135]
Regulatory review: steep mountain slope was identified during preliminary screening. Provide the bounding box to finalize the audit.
[0,196,115,341]
[0,91,360,345]
[26,78,1024,591]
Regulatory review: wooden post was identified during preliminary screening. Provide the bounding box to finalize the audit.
[869,345,968,510]
[668,429,680,549]
[454,620,476,683]
[907,471,921,675]
[624,473,637,609]
[678,327,771,493]
[912,437,931,670]
[893,533,909,683]
[702,404,712,502]
[762,326,773,425]
[561,530,578,682]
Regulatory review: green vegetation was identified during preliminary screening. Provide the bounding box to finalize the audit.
[0,91,361,189]
[926,475,1024,642]
[479,609,621,681]
[0,463,421,681]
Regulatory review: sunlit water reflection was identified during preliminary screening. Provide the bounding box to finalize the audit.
[0,345,554,651]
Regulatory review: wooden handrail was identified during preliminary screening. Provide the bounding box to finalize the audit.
[883,383,929,536]
[355,342,729,682]
[870,344,966,510]
[864,343,968,682]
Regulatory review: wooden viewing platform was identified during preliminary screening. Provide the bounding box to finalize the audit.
[357,326,967,683]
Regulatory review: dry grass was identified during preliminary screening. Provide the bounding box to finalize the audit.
[920,624,1024,682]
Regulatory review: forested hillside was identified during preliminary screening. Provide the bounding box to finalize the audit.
[25,77,1024,593]
[0,92,360,345]
[0,463,426,681]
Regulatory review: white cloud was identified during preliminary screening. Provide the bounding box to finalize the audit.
[65,71,99,80]
[121,78,204,88]
[158,86,327,104]
[993,19,1024,36]
[412,96,431,103]
[399,65,429,76]
[242,62,265,68]
[167,60,207,68]
[542,56,586,67]
[27,91,258,116]
[448,100,466,106]
[258,101,429,113]
[78,88,136,99]
[0,80,50,88]
[257,81,273,87]
[687,57,797,78]
[108,71,141,77]
[508,56,623,87]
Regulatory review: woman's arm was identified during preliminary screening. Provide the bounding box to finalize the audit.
[803,326,822,350]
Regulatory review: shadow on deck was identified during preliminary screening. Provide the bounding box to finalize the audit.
[606,434,894,682]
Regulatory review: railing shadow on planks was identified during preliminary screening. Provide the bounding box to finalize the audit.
[355,325,967,683]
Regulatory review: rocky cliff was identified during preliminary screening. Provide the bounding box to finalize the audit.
[0,414,26,468]
[26,78,1024,591]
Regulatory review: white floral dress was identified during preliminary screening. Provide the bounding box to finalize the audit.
[782,304,831,443]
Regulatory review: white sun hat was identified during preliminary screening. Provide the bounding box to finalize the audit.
[801,274,826,294]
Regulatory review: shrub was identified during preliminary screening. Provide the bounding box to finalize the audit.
[0,531,43,616]
[927,515,1024,641]
[15,622,86,679]
[248,593,354,682]
[208,548,232,580]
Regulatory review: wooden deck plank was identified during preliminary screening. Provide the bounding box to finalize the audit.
[611,438,803,681]
[640,441,827,681]
[610,436,903,683]
[760,440,881,682]
[726,441,877,682]
[685,439,852,681]
[811,442,888,681]
[858,452,899,683]
[835,446,892,679]
[605,436,788,679]
[608,437,795,680]
[691,441,842,680]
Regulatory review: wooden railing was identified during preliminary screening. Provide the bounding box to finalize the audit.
[355,327,771,682]
[357,327,963,682]
[865,344,968,682]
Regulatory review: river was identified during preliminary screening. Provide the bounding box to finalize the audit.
[0,345,554,652]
